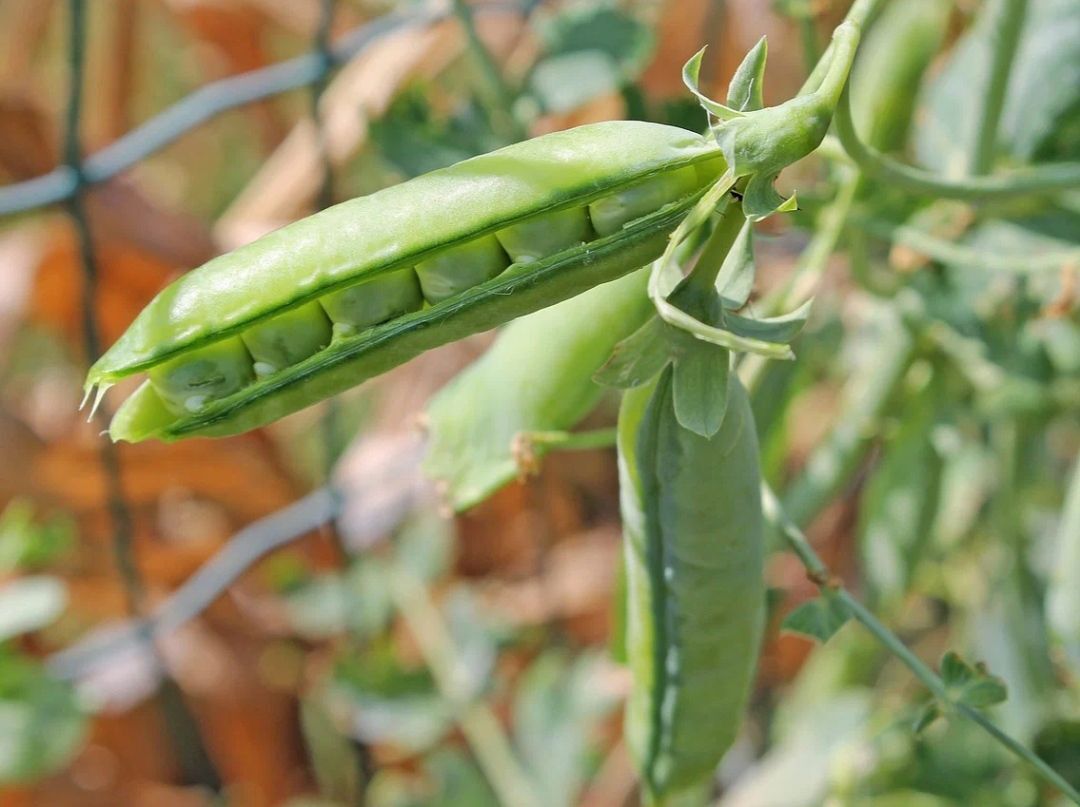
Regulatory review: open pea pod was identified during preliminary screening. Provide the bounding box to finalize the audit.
[86,121,725,442]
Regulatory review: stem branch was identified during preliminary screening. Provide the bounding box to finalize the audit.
[762,485,1080,804]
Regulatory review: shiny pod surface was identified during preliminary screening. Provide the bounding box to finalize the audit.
[90,121,724,441]
[618,368,765,798]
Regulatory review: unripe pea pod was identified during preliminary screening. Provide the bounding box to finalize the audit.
[85,121,725,442]
[618,366,764,800]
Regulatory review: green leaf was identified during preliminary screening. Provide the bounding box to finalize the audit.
[0,500,74,573]
[682,47,743,122]
[721,299,814,345]
[727,36,768,112]
[594,315,673,389]
[424,271,652,511]
[916,0,1080,169]
[528,51,622,114]
[672,344,730,437]
[370,89,502,178]
[940,651,1008,709]
[782,596,851,643]
[742,171,797,222]
[538,5,654,77]
[714,220,755,310]
[0,650,87,784]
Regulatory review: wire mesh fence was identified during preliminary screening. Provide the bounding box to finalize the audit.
[0,0,526,680]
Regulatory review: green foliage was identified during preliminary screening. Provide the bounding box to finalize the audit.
[0,649,86,785]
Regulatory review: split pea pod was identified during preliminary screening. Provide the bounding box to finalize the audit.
[618,367,765,800]
[85,121,725,442]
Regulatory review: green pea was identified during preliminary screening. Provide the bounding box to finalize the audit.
[319,268,423,338]
[415,234,510,303]
[87,121,726,442]
[589,166,700,236]
[147,337,254,415]
[495,206,590,264]
[619,368,764,799]
[241,301,332,377]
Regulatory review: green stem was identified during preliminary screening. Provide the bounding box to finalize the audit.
[389,567,540,807]
[834,85,1080,199]
[523,428,617,453]
[798,0,884,96]
[670,193,744,314]
[761,485,1080,805]
[450,0,525,142]
[970,0,1027,175]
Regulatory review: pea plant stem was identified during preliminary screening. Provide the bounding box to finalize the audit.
[761,485,1080,805]
[970,0,1027,175]
[389,566,541,807]
[450,0,525,142]
[833,85,1080,200]
[799,0,884,95]
[522,428,618,453]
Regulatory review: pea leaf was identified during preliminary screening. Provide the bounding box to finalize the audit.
[720,299,814,345]
[425,271,651,511]
[672,344,730,437]
[593,315,672,389]
[682,47,743,122]
[538,5,654,76]
[742,170,798,222]
[727,36,768,113]
[916,0,1080,169]
[0,500,74,573]
[782,595,851,643]
[528,51,622,114]
[0,650,87,784]
[940,651,1008,709]
[713,220,756,310]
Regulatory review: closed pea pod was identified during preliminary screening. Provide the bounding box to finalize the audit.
[618,367,764,800]
[86,121,725,442]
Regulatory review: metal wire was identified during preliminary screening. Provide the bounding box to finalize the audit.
[19,0,530,681]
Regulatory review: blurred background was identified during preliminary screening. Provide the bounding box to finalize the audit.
[0,0,1077,805]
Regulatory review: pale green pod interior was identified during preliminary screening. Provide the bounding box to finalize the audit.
[147,336,255,415]
[414,234,510,303]
[589,166,700,236]
[241,301,332,378]
[319,267,423,338]
[495,205,591,264]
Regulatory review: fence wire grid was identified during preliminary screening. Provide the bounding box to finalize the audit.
[0,0,532,679]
